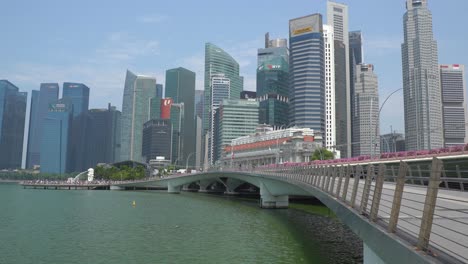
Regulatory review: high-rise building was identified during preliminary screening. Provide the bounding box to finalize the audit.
[402,0,443,150]
[440,64,467,146]
[142,119,172,163]
[71,104,121,171]
[289,14,325,133]
[26,83,59,169]
[62,82,90,117]
[208,74,231,165]
[0,80,27,169]
[328,1,351,157]
[121,70,157,162]
[195,116,203,169]
[40,99,73,174]
[257,33,289,129]
[240,91,257,100]
[170,103,184,164]
[195,90,204,119]
[352,64,379,157]
[323,25,336,149]
[165,67,196,166]
[349,30,364,155]
[204,43,244,132]
[156,84,164,98]
[214,99,259,163]
[380,132,406,153]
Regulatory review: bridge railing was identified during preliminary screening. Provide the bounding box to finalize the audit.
[241,157,468,263]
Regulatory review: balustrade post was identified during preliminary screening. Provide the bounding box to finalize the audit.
[350,165,363,208]
[325,166,331,191]
[360,165,374,215]
[341,165,352,203]
[388,161,408,233]
[329,166,337,194]
[336,166,345,198]
[417,157,443,251]
[321,166,327,190]
[313,166,319,186]
[370,164,386,222]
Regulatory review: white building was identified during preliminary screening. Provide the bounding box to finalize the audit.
[323,24,336,150]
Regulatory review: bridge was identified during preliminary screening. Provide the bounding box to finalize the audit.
[114,153,468,264]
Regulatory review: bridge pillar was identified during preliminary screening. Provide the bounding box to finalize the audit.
[259,182,288,209]
[363,243,386,264]
[198,180,212,193]
[167,183,181,194]
[222,178,244,195]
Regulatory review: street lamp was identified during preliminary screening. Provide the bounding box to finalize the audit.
[372,88,403,159]
[185,152,196,171]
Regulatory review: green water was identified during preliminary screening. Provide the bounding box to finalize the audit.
[0,184,362,264]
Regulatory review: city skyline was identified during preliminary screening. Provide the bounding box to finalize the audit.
[2,0,468,137]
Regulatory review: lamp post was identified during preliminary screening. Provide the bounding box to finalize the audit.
[185,152,196,171]
[372,88,403,159]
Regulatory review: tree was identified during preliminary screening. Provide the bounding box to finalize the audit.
[311,148,334,161]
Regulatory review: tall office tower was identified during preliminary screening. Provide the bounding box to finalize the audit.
[26,83,59,169]
[380,132,406,153]
[75,104,121,170]
[208,74,231,165]
[62,82,90,117]
[170,103,184,164]
[323,25,336,149]
[156,84,164,98]
[121,70,157,162]
[352,64,379,157]
[195,116,202,168]
[289,14,325,133]
[349,30,363,154]
[257,33,289,129]
[203,43,244,133]
[195,90,204,118]
[214,99,259,163]
[142,119,172,163]
[40,99,73,174]
[440,64,467,146]
[0,80,27,169]
[327,1,351,157]
[165,67,196,166]
[402,0,443,150]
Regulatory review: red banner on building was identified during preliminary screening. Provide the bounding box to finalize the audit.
[160,98,173,119]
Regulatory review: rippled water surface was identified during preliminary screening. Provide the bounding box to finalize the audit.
[0,184,362,264]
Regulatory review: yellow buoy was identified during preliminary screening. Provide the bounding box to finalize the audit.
[132,200,136,207]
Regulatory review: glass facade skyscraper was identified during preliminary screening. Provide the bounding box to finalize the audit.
[0,80,27,169]
[402,0,443,150]
[289,14,325,133]
[156,84,164,98]
[26,83,59,169]
[204,43,243,132]
[40,99,72,174]
[257,33,289,129]
[121,70,157,162]
[165,67,196,166]
[62,82,90,117]
[142,119,172,163]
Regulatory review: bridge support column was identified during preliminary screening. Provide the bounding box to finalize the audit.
[363,243,386,264]
[198,180,212,193]
[167,183,181,194]
[222,178,243,195]
[259,182,288,209]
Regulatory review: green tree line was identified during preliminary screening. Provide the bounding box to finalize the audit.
[94,165,146,181]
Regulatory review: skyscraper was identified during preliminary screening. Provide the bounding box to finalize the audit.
[121,70,157,162]
[323,25,336,149]
[257,33,289,129]
[195,90,204,119]
[289,14,325,133]
[165,67,196,166]
[352,64,379,157]
[26,83,59,169]
[62,82,90,117]
[204,43,244,132]
[440,64,467,146]
[0,80,27,170]
[349,30,363,155]
[215,99,259,163]
[40,99,72,174]
[142,119,172,163]
[402,0,443,150]
[327,1,351,157]
[156,84,164,98]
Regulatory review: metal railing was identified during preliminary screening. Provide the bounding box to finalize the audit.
[246,157,468,263]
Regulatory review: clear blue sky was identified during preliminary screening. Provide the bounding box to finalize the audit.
[1,0,467,134]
